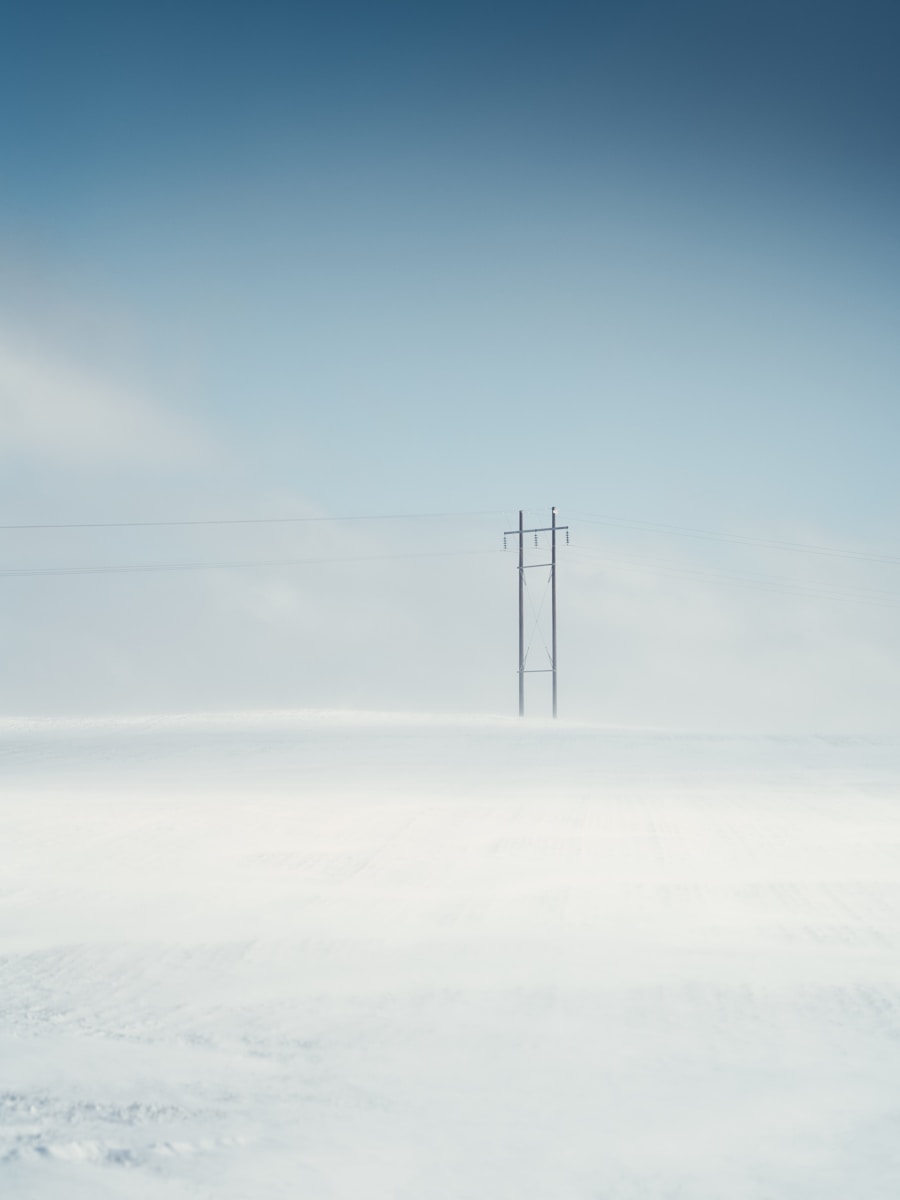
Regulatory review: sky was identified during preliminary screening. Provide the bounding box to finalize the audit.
[1,0,899,727]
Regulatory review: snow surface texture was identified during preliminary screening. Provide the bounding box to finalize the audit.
[2,712,900,1198]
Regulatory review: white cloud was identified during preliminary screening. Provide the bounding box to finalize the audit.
[0,332,204,465]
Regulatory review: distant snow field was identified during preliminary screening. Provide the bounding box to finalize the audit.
[2,712,900,1198]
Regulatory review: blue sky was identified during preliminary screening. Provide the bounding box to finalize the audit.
[1,1,899,722]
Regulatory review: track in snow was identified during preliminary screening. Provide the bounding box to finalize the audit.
[2,713,900,1198]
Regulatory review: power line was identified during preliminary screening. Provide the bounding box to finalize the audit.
[572,511,900,568]
[567,546,900,609]
[5,503,898,571]
[3,500,899,610]
[0,509,507,532]
[0,548,504,579]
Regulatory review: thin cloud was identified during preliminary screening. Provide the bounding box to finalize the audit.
[0,332,206,466]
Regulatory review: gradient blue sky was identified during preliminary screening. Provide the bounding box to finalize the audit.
[1,1,899,721]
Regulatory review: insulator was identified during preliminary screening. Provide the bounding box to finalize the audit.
[566,530,570,545]
[534,532,538,547]
[503,535,507,550]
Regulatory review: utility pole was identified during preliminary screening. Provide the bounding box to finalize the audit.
[518,509,525,717]
[504,507,568,718]
[551,505,558,719]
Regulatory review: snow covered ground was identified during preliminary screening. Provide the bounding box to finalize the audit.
[2,712,900,1198]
